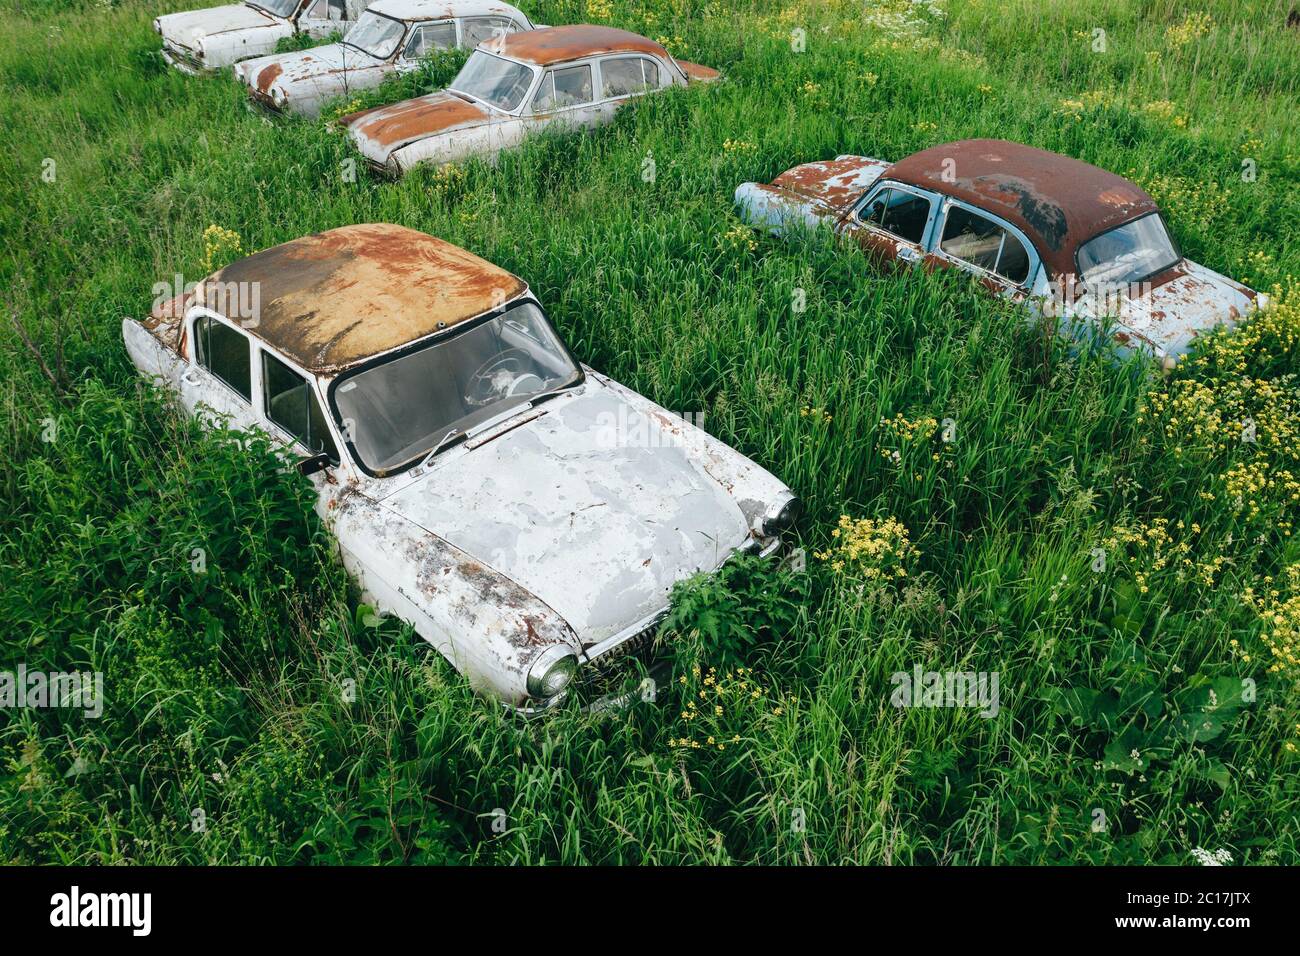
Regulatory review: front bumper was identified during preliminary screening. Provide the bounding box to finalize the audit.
[513,533,789,715]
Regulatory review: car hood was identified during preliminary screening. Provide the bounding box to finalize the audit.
[341,91,491,162]
[157,4,277,46]
[1099,261,1258,358]
[377,386,752,646]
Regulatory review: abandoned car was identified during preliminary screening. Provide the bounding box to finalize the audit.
[155,0,373,74]
[337,24,720,174]
[123,224,799,710]
[735,139,1264,366]
[234,0,538,118]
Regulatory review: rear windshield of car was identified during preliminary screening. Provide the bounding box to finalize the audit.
[1076,213,1180,289]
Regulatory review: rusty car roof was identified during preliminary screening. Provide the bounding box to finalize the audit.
[886,139,1160,276]
[203,224,527,373]
[369,0,526,22]
[495,24,668,66]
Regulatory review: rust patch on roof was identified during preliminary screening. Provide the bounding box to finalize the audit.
[498,24,668,65]
[339,92,488,151]
[887,139,1158,276]
[204,224,526,373]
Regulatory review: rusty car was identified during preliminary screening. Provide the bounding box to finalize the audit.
[123,224,799,711]
[337,24,720,174]
[234,0,538,118]
[155,0,375,74]
[735,139,1265,367]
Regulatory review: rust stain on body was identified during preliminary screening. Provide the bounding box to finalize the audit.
[340,93,488,150]
[256,61,282,93]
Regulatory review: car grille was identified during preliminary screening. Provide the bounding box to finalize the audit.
[587,619,662,671]
[164,42,203,71]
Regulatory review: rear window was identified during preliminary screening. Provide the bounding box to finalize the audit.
[1077,213,1180,289]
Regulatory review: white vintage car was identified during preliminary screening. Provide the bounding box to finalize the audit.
[155,0,373,74]
[123,225,799,711]
[338,24,720,175]
[234,0,537,118]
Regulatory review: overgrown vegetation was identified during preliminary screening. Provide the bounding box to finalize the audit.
[1,0,1297,864]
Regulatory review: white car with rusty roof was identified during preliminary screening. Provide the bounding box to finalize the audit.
[155,0,374,74]
[234,0,537,117]
[123,224,799,711]
[338,24,720,175]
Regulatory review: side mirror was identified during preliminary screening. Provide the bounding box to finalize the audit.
[297,452,331,477]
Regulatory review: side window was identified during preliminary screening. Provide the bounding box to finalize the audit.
[600,56,658,98]
[404,21,455,58]
[531,64,593,111]
[306,0,347,20]
[262,352,339,460]
[860,187,931,245]
[941,205,1031,284]
[193,315,251,402]
[462,16,517,48]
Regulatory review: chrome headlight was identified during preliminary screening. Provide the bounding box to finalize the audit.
[153,18,162,35]
[272,86,287,106]
[760,491,802,536]
[526,646,578,699]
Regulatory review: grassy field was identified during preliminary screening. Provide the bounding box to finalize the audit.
[1,0,1298,864]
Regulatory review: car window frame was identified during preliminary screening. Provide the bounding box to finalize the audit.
[401,18,456,61]
[189,309,254,404]
[851,180,940,249]
[1073,211,1182,292]
[593,53,666,103]
[459,15,520,50]
[529,60,597,114]
[258,347,341,464]
[450,48,540,114]
[931,197,1041,289]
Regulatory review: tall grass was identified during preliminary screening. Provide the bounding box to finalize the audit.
[1,0,1297,863]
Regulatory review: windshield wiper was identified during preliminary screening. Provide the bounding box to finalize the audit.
[418,428,466,468]
[527,380,581,409]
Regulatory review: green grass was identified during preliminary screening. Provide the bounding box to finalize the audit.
[1,0,1297,864]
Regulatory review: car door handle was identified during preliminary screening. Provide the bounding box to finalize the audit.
[898,247,922,264]
[180,366,201,386]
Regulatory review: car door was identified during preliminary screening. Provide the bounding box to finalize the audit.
[298,0,350,38]
[257,348,342,499]
[396,19,456,73]
[179,312,262,433]
[840,182,939,270]
[526,61,600,133]
[592,54,663,123]
[928,199,1038,303]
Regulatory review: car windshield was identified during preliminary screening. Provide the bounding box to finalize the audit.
[449,50,535,112]
[248,0,300,18]
[1076,213,1180,290]
[342,11,406,59]
[332,302,582,474]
